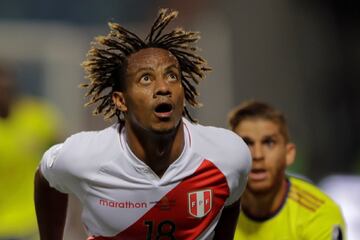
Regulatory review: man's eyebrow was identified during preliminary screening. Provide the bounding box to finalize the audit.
[135,67,154,72]
[262,134,278,140]
[165,64,179,71]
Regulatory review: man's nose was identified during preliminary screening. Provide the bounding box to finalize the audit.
[252,144,264,161]
[154,78,171,97]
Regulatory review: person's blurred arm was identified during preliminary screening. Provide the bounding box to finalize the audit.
[34,168,68,240]
[214,199,240,240]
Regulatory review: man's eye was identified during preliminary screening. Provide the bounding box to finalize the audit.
[168,73,178,81]
[264,139,275,147]
[140,75,151,84]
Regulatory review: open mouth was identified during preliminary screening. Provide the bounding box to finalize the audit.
[154,103,173,118]
[155,103,173,113]
[250,169,267,181]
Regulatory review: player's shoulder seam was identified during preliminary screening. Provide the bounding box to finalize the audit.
[288,176,342,213]
[288,176,329,211]
[288,184,325,212]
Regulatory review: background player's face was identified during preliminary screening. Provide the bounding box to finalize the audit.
[113,48,184,134]
[234,118,295,194]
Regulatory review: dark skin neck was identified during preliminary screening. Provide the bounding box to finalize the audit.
[241,178,288,219]
[124,120,184,178]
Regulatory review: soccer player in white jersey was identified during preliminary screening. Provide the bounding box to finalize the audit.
[34,9,251,240]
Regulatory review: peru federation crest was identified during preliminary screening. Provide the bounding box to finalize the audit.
[188,189,213,218]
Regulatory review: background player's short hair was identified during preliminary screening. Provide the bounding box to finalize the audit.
[228,100,290,142]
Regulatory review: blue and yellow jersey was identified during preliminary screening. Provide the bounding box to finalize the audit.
[234,176,346,240]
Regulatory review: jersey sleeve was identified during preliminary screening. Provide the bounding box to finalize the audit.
[40,143,75,194]
[300,201,346,240]
[224,142,251,206]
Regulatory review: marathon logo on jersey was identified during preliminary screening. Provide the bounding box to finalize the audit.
[99,198,147,209]
[188,189,212,218]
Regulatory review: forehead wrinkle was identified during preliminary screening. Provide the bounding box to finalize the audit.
[126,49,179,74]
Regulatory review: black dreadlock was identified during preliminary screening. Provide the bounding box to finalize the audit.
[81,8,211,123]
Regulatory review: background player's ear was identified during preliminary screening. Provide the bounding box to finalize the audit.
[112,91,127,112]
[285,143,296,166]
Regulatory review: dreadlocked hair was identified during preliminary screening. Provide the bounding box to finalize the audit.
[81,8,211,124]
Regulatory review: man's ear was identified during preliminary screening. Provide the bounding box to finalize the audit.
[112,91,127,112]
[285,143,296,167]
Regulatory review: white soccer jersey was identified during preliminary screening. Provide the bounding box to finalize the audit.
[40,118,251,240]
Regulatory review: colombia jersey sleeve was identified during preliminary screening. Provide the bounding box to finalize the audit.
[289,177,346,240]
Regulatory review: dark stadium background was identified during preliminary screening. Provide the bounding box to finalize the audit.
[0,0,359,239]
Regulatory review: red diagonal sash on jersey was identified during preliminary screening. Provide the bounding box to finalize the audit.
[89,159,230,240]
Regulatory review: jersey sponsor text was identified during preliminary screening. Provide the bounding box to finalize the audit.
[99,198,147,209]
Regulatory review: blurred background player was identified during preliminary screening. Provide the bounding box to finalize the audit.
[228,100,346,240]
[0,63,61,239]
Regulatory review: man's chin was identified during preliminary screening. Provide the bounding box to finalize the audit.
[151,123,178,135]
[246,182,273,195]
[152,127,175,135]
[152,118,182,134]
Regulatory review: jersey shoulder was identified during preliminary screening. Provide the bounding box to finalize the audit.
[53,124,120,175]
[41,124,121,193]
[62,124,118,155]
[288,176,343,217]
[184,119,250,163]
[288,177,346,239]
